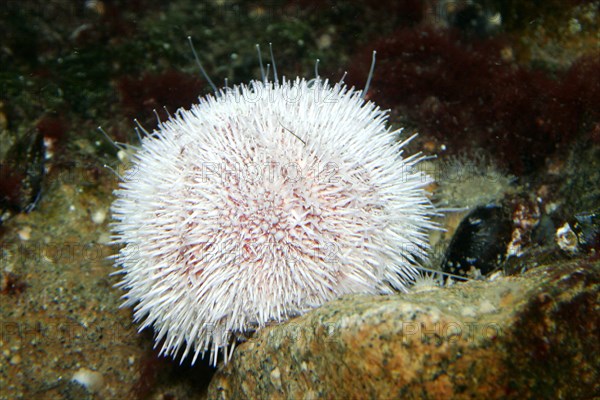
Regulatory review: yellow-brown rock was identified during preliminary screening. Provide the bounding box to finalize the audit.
[208,261,599,399]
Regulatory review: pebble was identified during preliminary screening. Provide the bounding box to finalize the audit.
[91,209,107,224]
[72,367,104,392]
[18,226,31,241]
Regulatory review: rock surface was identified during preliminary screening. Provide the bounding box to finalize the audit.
[208,261,599,399]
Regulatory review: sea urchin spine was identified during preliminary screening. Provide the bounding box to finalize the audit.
[111,49,437,365]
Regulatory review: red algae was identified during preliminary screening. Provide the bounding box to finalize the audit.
[349,27,600,175]
[117,69,204,130]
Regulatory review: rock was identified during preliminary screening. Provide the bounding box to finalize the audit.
[208,260,599,399]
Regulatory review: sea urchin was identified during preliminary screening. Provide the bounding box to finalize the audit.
[111,48,437,365]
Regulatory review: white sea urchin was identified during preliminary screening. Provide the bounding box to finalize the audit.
[111,48,437,365]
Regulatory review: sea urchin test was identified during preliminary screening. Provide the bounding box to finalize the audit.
[111,42,437,365]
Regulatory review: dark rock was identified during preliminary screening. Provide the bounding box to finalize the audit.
[0,128,45,223]
[442,204,512,278]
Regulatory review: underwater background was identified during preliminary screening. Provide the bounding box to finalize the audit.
[1,1,598,399]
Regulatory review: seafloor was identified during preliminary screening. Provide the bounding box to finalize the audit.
[1,1,598,399]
